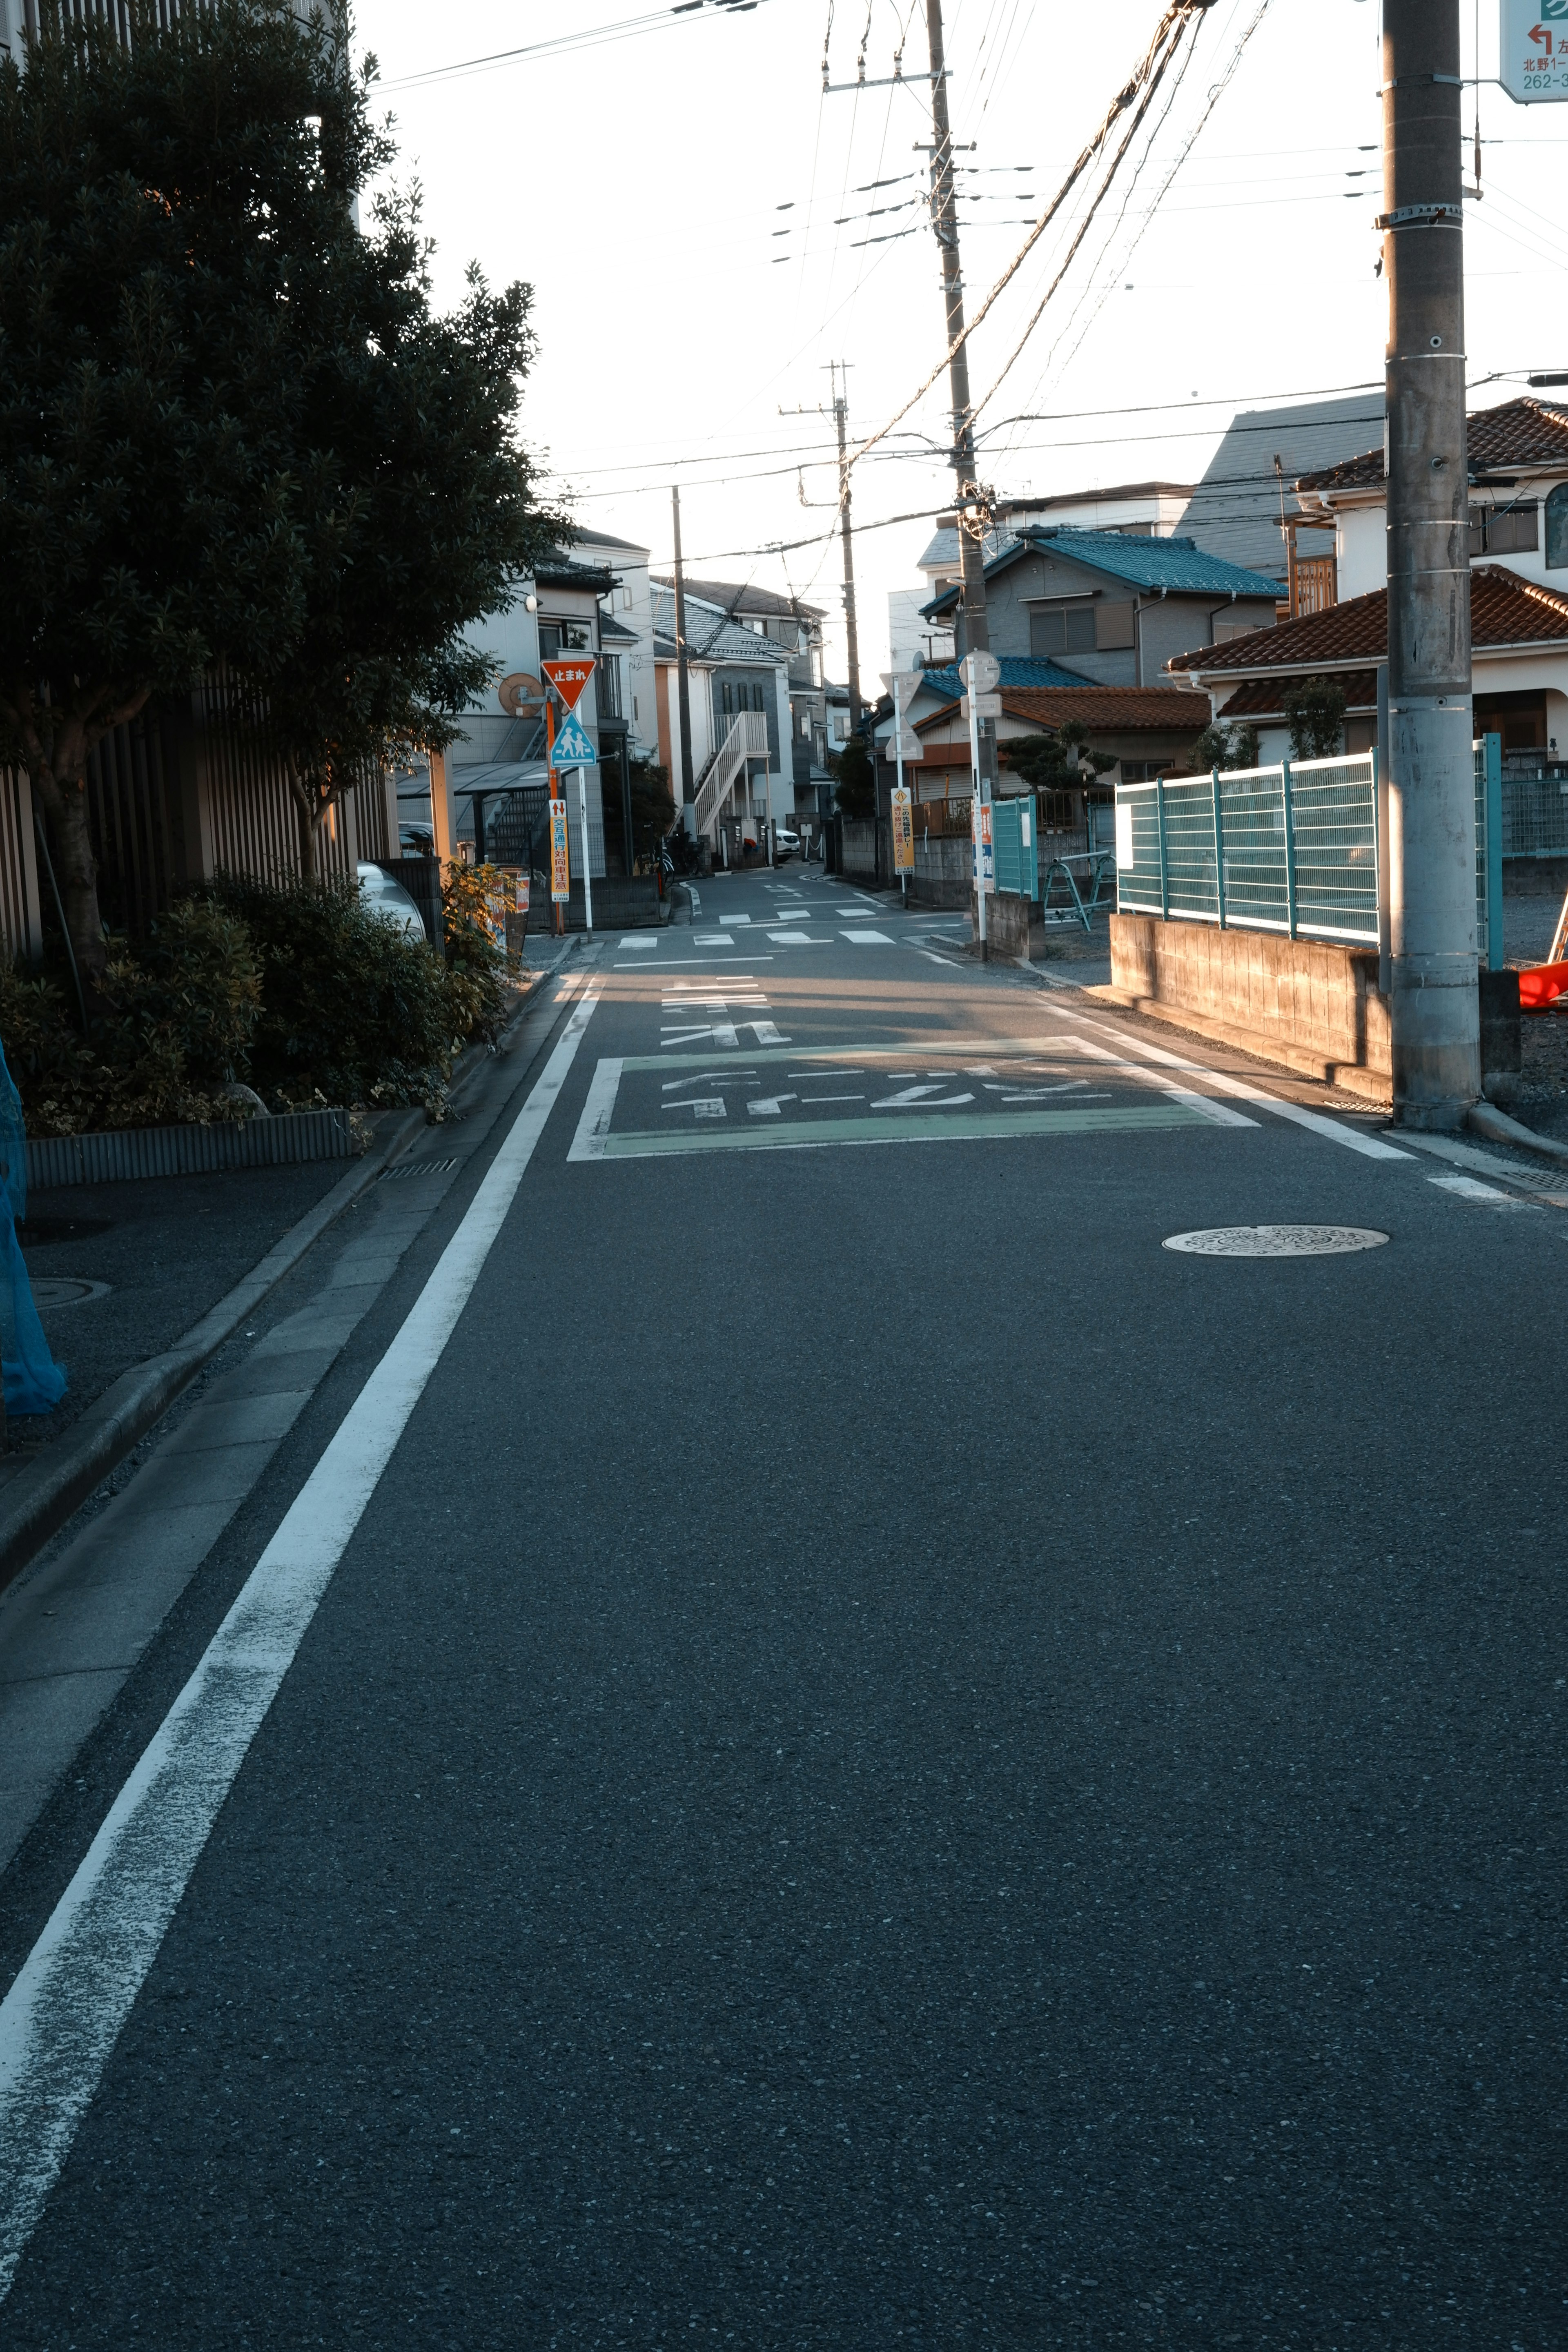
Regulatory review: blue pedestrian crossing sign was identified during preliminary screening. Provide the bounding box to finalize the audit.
[551,711,598,768]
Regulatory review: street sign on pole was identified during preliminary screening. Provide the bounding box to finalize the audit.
[1501,0,1568,99]
[880,668,924,702]
[549,799,570,902]
[891,787,914,875]
[550,710,598,768]
[961,650,1000,694]
[890,728,922,761]
[961,692,1002,721]
[971,796,994,895]
[541,656,596,710]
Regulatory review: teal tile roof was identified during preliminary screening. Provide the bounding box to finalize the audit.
[920,528,1281,617]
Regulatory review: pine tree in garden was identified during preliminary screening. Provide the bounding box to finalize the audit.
[0,0,561,983]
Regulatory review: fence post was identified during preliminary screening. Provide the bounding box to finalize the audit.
[1210,764,1226,929]
[1281,758,1298,940]
[1484,730,1503,973]
[1156,776,1169,920]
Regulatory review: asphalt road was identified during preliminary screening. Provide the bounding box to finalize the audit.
[0,867,1564,2348]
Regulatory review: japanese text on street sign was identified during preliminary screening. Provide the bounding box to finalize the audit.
[541,657,596,710]
[550,799,570,901]
[1502,0,1568,99]
[971,797,994,895]
[891,787,914,874]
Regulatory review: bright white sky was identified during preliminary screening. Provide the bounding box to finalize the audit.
[358,0,1566,684]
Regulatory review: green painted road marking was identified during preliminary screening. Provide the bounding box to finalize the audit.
[572,1103,1212,1161]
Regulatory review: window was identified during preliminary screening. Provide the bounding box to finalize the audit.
[720,681,734,716]
[538,617,591,660]
[1548,483,1568,569]
[1096,600,1136,650]
[598,654,622,719]
[1470,503,1540,557]
[1031,603,1097,657]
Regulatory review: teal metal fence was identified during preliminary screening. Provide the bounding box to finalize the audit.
[1116,738,1503,970]
[991,795,1038,899]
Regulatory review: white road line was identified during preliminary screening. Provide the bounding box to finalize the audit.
[842,929,893,944]
[1045,1009,1415,1161]
[921,950,959,967]
[0,987,604,2305]
[1428,1173,1536,1209]
[1068,1038,1258,1129]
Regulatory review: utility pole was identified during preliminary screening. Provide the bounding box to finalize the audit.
[671,486,696,829]
[923,0,996,950]
[827,362,864,736]
[1381,0,1480,1123]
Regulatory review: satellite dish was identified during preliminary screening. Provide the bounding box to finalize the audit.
[498,671,545,718]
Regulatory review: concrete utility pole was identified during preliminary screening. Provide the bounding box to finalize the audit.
[1381,0,1481,1123]
[827,362,864,737]
[671,486,696,826]
[924,0,996,950]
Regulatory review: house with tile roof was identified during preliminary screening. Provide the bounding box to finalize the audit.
[904,685,1213,809]
[918,527,1280,687]
[1172,399,1568,765]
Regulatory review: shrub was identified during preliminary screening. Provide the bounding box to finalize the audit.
[1189,719,1261,773]
[441,862,510,1047]
[207,874,463,1116]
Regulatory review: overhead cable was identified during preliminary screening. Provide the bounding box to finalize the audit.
[850,0,1207,476]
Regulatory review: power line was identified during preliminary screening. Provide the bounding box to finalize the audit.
[850,0,1208,477]
[378,0,772,94]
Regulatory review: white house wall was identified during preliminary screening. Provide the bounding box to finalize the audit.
[1334,504,1386,600]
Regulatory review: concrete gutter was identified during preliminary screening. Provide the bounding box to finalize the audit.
[0,958,573,1592]
[1466,1099,1568,1164]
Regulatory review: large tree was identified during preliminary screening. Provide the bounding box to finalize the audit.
[0,0,558,980]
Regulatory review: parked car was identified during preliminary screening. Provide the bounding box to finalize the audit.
[774,826,800,859]
[357,862,427,942]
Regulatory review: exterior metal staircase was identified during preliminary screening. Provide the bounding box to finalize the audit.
[694,712,770,838]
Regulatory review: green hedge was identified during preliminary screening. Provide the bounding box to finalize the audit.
[0,874,509,1136]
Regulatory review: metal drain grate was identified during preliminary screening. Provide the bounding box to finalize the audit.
[379,1158,460,1182]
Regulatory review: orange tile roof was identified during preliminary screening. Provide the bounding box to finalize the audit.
[1296,396,1568,493]
[1218,670,1381,719]
[1168,565,1568,677]
[998,687,1210,729]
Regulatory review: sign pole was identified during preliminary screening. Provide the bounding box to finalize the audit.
[577,766,594,932]
[546,702,562,935]
[894,675,908,907]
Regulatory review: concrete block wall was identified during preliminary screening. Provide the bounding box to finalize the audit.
[1111,914,1390,1080]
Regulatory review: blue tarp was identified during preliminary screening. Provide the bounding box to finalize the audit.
[0,1036,65,1416]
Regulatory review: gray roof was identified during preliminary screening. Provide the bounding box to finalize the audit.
[598,612,638,643]
[1177,393,1386,580]
[650,574,824,624]
[572,526,651,556]
[650,586,790,667]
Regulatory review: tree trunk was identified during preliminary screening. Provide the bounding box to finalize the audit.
[31,772,108,989]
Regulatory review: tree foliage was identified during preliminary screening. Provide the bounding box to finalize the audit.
[1188,717,1261,773]
[1282,678,1348,762]
[1000,721,1116,794]
[0,0,561,980]
[832,733,876,823]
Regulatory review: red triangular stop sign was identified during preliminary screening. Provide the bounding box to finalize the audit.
[541,656,596,712]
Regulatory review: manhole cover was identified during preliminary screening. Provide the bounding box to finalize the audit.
[1164,1225,1390,1258]
[31,1276,112,1309]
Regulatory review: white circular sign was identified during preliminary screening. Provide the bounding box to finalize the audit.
[1163,1225,1389,1258]
[961,650,1000,694]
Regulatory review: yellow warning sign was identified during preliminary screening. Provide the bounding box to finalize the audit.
[891,787,914,874]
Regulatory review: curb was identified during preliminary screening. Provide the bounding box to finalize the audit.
[1466,1099,1568,1164]
[0,958,576,1592]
